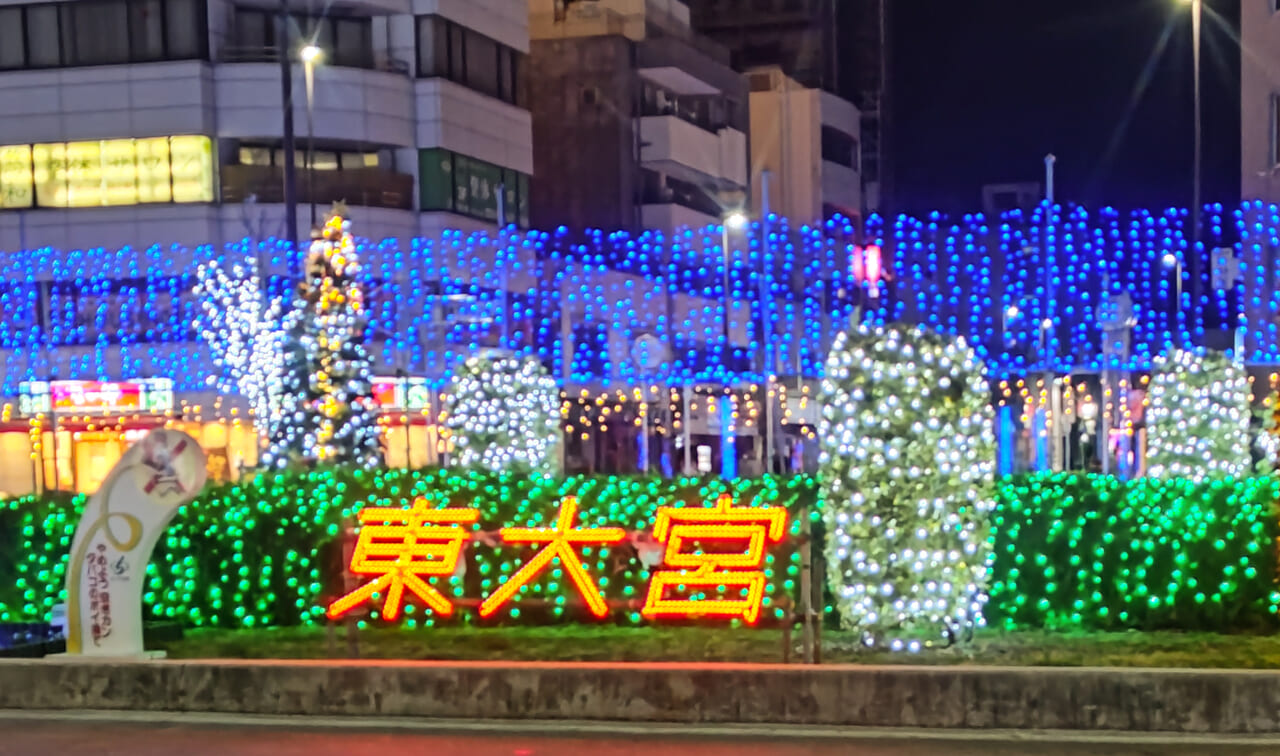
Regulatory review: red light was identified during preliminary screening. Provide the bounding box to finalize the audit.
[478,497,626,619]
[327,498,479,620]
[641,493,787,624]
[864,244,882,285]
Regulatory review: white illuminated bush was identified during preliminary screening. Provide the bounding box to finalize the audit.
[444,351,561,476]
[818,324,996,651]
[1146,348,1274,480]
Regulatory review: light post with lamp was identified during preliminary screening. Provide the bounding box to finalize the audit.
[1163,251,1182,339]
[720,210,748,480]
[300,43,323,229]
[1183,0,1202,247]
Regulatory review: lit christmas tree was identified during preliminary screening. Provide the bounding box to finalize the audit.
[265,206,382,468]
[194,255,284,441]
[818,324,996,651]
[1146,348,1274,480]
[443,350,561,476]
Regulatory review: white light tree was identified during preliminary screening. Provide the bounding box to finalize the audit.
[818,324,996,652]
[1146,347,1275,480]
[444,350,561,476]
[194,255,284,440]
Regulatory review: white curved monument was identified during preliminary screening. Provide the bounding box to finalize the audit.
[60,428,208,657]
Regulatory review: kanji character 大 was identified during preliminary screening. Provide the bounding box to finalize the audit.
[478,496,625,618]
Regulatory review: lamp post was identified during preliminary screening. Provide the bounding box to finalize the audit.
[720,211,749,373]
[721,210,747,479]
[1180,0,1202,247]
[276,0,298,255]
[300,43,323,229]
[1163,251,1182,339]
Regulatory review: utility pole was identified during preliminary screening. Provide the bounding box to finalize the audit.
[278,0,299,259]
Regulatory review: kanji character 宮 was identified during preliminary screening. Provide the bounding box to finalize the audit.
[478,496,625,618]
[326,498,479,620]
[642,492,788,624]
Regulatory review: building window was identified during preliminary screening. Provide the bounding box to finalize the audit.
[237,144,381,170]
[821,126,859,171]
[1272,93,1280,168]
[0,136,214,209]
[415,16,525,107]
[419,149,530,226]
[231,7,373,68]
[0,0,207,70]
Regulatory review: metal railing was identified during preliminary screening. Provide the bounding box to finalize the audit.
[218,44,410,75]
[221,165,414,211]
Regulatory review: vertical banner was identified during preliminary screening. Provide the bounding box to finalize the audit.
[62,429,207,657]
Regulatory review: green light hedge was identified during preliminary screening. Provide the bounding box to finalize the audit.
[0,470,1275,634]
[0,470,812,629]
[989,474,1280,631]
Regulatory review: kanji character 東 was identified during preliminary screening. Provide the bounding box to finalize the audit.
[326,497,479,620]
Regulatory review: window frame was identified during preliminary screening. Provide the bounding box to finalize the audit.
[419,148,531,227]
[415,15,525,106]
[0,0,208,70]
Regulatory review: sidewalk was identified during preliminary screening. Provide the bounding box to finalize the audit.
[4,658,1280,735]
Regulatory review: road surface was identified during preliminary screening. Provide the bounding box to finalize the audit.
[1,713,1279,755]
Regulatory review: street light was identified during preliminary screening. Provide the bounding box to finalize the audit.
[300,43,323,228]
[1163,251,1183,336]
[1180,0,1202,248]
[721,211,749,369]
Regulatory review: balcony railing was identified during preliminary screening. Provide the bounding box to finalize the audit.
[218,44,410,75]
[221,165,414,211]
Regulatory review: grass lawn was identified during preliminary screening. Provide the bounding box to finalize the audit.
[154,624,1280,668]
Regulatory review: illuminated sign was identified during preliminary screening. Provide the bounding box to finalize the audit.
[642,493,786,623]
[327,497,479,621]
[3,135,213,209]
[372,376,432,411]
[19,378,174,416]
[327,493,789,625]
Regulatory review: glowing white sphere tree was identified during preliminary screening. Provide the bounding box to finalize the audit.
[818,324,996,651]
[1146,348,1274,480]
[444,351,561,476]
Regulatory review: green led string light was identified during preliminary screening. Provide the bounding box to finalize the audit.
[0,471,811,629]
[0,472,1275,635]
[989,473,1280,631]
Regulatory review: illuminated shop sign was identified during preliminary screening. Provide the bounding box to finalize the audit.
[327,492,788,624]
[372,376,432,411]
[0,136,213,209]
[19,379,175,416]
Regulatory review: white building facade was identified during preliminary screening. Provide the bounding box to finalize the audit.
[0,0,533,252]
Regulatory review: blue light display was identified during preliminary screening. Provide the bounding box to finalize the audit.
[0,202,1258,397]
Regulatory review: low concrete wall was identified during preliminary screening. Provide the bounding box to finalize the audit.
[2,660,1279,734]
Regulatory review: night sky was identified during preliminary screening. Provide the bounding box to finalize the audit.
[886,0,1241,215]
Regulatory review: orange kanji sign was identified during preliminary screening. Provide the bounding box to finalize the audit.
[641,492,787,623]
[326,498,479,620]
[478,496,625,618]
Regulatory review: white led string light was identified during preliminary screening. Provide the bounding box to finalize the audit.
[1146,348,1274,480]
[193,256,284,439]
[443,351,561,476]
[265,210,381,469]
[818,324,996,652]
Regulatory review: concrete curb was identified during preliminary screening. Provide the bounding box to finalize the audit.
[2,659,1280,734]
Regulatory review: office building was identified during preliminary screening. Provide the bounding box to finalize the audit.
[746,65,860,225]
[527,0,749,233]
[0,0,534,252]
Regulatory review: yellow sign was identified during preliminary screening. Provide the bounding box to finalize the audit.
[4,136,214,209]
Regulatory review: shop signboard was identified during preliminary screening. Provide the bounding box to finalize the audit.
[19,379,174,416]
[372,376,431,412]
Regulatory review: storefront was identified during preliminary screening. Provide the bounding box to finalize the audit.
[373,375,446,469]
[2,379,259,495]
